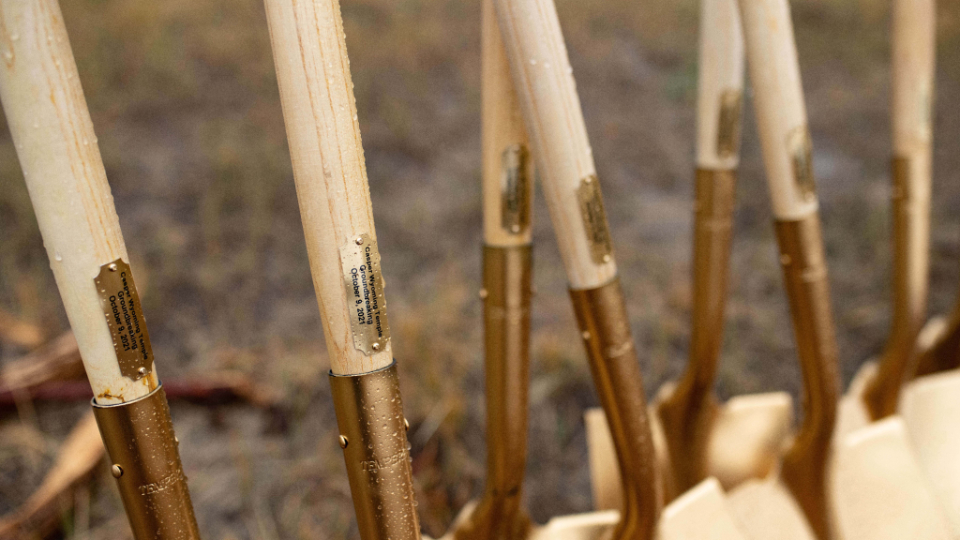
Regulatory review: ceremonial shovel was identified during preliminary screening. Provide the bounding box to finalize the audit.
[830,1,957,537]
[471,1,752,539]
[262,1,420,539]
[587,0,795,508]
[0,0,201,538]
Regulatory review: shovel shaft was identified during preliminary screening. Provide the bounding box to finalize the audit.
[775,216,840,540]
[864,0,935,414]
[495,1,660,536]
[0,1,201,536]
[264,2,420,540]
[738,0,840,537]
[571,280,659,540]
[452,5,535,537]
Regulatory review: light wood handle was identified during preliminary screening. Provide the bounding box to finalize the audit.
[483,0,533,247]
[494,0,616,289]
[0,0,157,403]
[892,0,935,161]
[696,0,745,169]
[264,0,393,375]
[737,0,817,220]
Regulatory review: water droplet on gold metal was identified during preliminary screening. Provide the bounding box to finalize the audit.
[339,435,349,449]
[111,464,123,478]
[403,418,410,431]
[108,263,118,272]
[355,237,364,245]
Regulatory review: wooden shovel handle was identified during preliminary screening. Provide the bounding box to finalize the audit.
[483,0,534,247]
[493,0,616,289]
[263,0,393,376]
[737,0,816,221]
[0,0,157,403]
[696,0,745,170]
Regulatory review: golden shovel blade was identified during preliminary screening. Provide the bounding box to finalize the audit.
[899,369,960,534]
[585,392,794,511]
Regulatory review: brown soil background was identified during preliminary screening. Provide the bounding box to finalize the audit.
[1,0,959,538]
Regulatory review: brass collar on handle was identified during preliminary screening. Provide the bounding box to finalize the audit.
[92,384,201,540]
[330,362,421,540]
[864,156,932,412]
[455,245,533,540]
[570,278,660,540]
[774,215,840,540]
[657,167,737,497]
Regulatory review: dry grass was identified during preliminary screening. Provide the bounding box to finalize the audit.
[1,0,960,538]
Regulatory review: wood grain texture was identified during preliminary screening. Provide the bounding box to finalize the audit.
[494,0,617,289]
[0,0,157,403]
[737,0,817,220]
[263,0,392,375]
[482,0,533,247]
[696,0,744,169]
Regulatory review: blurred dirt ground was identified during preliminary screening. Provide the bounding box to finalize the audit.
[1,0,960,538]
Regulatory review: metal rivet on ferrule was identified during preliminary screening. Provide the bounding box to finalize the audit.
[137,367,148,376]
[355,237,364,245]
[111,464,123,478]
[404,418,410,432]
[372,342,381,351]
[108,263,118,272]
[339,435,349,449]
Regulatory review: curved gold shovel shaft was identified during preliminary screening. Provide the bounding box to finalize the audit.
[658,168,737,495]
[571,279,660,540]
[863,157,932,419]
[455,246,534,540]
[774,216,840,540]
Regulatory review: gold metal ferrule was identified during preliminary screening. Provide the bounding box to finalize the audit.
[455,245,533,540]
[657,167,736,497]
[774,215,840,540]
[864,156,932,410]
[570,278,659,540]
[330,363,420,540]
[92,384,201,540]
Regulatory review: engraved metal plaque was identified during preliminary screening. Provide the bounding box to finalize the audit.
[576,175,614,265]
[95,259,154,381]
[787,126,816,201]
[500,144,531,235]
[716,89,743,158]
[341,234,391,355]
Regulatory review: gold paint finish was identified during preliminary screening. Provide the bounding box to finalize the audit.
[864,157,932,414]
[454,245,533,540]
[576,175,614,265]
[500,144,532,236]
[570,278,659,540]
[716,91,743,158]
[787,127,816,202]
[657,168,736,497]
[94,259,154,381]
[774,216,840,540]
[330,363,420,540]
[92,385,200,540]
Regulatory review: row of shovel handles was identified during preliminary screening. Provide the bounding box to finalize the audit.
[0,0,950,538]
